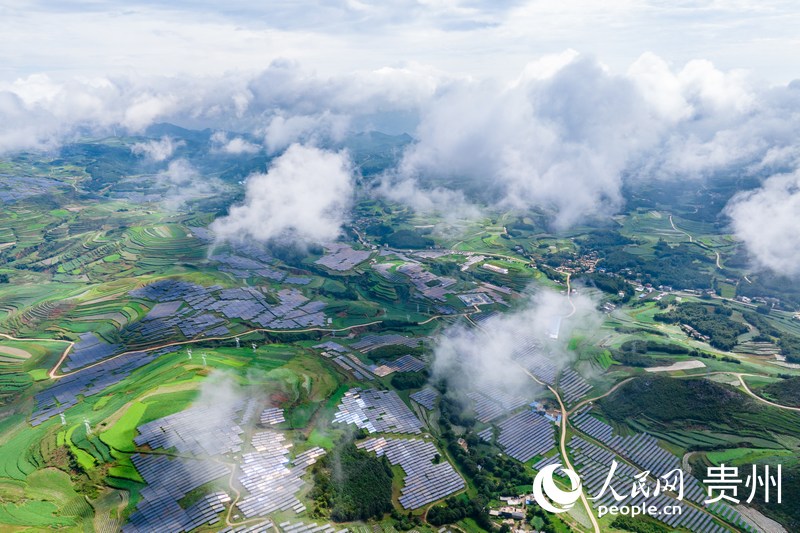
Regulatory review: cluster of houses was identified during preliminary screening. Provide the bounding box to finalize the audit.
[489,495,549,533]
[530,401,562,424]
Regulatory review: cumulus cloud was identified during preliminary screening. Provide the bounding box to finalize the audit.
[3,54,800,233]
[263,111,350,154]
[157,159,220,210]
[211,144,355,244]
[132,136,185,161]
[210,131,261,155]
[432,288,601,401]
[376,177,483,223]
[394,55,658,228]
[387,52,800,228]
[725,170,800,277]
[0,61,433,155]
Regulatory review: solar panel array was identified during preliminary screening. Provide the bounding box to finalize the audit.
[219,520,274,533]
[532,454,563,472]
[409,388,439,410]
[62,332,123,372]
[372,263,404,283]
[122,454,230,533]
[371,354,426,377]
[219,520,349,533]
[278,521,348,533]
[31,346,178,426]
[333,388,423,434]
[467,384,529,423]
[313,341,347,353]
[357,437,465,509]
[571,408,757,530]
[510,339,592,405]
[235,430,325,518]
[471,310,499,325]
[395,262,457,301]
[314,244,371,271]
[571,408,706,502]
[134,402,245,457]
[350,334,423,353]
[493,410,556,462]
[332,354,376,381]
[569,436,727,533]
[260,407,286,426]
[0,175,63,203]
[145,300,184,319]
[209,242,324,283]
[126,280,327,343]
[557,368,593,405]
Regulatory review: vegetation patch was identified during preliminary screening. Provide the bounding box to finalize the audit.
[310,437,393,522]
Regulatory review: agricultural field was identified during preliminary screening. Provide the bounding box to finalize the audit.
[0,133,798,533]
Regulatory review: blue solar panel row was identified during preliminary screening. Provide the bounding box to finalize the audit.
[31,346,179,426]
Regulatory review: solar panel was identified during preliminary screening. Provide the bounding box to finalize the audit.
[332,388,423,434]
[409,388,439,410]
[357,437,465,509]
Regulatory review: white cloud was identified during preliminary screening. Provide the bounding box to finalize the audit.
[210,144,355,244]
[0,62,433,155]
[384,52,800,228]
[210,131,261,155]
[395,54,658,228]
[262,112,350,154]
[725,170,800,277]
[2,51,800,235]
[157,159,220,209]
[432,288,601,399]
[132,136,185,161]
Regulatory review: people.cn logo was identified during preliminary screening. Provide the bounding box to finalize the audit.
[532,464,583,514]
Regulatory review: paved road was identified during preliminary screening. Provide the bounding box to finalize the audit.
[669,214,693,243]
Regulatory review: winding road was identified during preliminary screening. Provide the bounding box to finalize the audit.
[469,283,600,533]
[669,214,693,243]
[675,371,800,412]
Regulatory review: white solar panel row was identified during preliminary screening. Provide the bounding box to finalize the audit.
[260,407,286,426]
[313,341,347,353]
[279,521,347,533]
[333,388,423,434]
[333,355,376,381]
[219,520,274,533]
[235,429,325,519]
[134,403,245,457]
